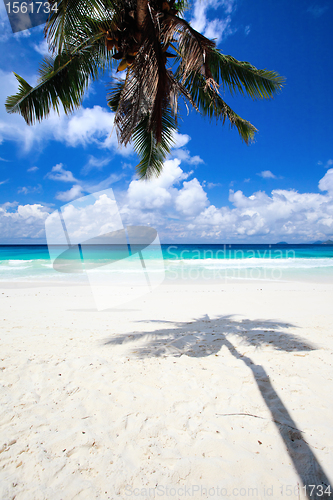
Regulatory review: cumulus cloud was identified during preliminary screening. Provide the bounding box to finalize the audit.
[18,184,42,195]
[257,170,277,179]
[33,39,49,55]
[2,160,333,243]
[56,185,85,202]
[119,164,333,243]
[189,0,237,43]
[175,178,209,216]
[318,168,333,195]
[171,148,204,165]
[47,193,123,245]
[123,159,188,212]
[203,181,222,188]
[0,70,130,154]
[46,163,77,183]
[81,155,111,175]
[0,203,50,241]
[52,106,117,149]
[0,2,12,42]
[45,163,123,202]
[172,132,191,149]
[171,131,204,164]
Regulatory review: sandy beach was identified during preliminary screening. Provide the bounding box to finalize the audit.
[1,280,333,499]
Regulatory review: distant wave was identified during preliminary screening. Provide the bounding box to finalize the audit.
[166,257,333,269]
[0,255,333,282]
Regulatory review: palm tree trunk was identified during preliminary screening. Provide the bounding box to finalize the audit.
[137,0,148,41]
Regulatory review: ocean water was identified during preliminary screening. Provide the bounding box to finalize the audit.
[0,244,333,284]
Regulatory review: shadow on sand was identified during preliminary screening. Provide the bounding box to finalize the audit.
[105,314,332,499]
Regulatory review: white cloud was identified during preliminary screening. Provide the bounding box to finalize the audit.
[172,132,191,149]
[119,164,333,243]
[0,2,12,42]
[81,155,111,175]
[83,173,124,193]
[203,181,222,188]
[171,132,203,165]
[175,178,209,216]
[189,0,237,43]
[17,204,47,219]
[27,166,38,172]
[0,70,131,155]
[53,106,117,148]
[0,179,9,185]
[324,159,333,169]
[1,70,198,168]
[18,184,42,194]
[204,17,234,42]
[0,203,49,241]
[33,39,49,55]
[46,162,123,201]
[3,158,333,243]
[257,170,277,179]
[171,148,203,165]
[49,193,123,245]
[124,159,188,212]
[318,168,333,195]
[56,184,84,202]
[46,163,77,183]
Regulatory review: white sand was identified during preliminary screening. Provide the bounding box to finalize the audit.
[0,280,333,499]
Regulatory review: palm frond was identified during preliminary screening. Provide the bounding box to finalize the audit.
[173,0,190,15]
[6,0,285,180]
[112,7,164,146]
[164,14,216,82]
[206,48,285,99]
[46,0,120,53]
[107,79,124,112]
[185,72,257,144]
[132,109,177,179]
[5,34,111,124]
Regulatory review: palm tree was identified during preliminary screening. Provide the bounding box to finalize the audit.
[5,0,284,178]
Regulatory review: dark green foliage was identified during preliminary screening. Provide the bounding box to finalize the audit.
[6,0,284,179]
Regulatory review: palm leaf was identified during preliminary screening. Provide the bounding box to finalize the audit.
[6,0,285,179]
[164,14,216,82]
[184,72,257,143]
[107,79,124,112]
[45,0,120,53]
[5,34,111,124]
[206,48,285,99]
[108,79,177,177]
[132,110,177,179]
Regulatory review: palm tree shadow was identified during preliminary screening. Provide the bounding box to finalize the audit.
[104,314,332,498]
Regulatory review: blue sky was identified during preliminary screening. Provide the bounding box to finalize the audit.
[0,0,333,243]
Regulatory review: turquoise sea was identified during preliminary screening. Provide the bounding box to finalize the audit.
[1,244,333,283]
